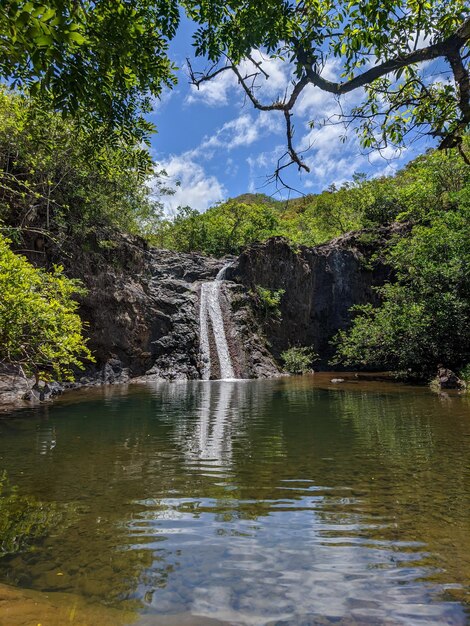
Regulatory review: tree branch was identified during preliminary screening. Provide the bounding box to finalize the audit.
[296,17,470,96]
[187,16,470,181]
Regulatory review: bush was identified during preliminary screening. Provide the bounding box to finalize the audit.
[459,364,470,384]
[0,235,93,381]
[255,286,285,319]
[333,205,470,377]
[281,347,318,374]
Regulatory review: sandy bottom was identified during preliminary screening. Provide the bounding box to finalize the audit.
[0,583,225,626]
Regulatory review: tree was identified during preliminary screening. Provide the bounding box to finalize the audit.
[0,0,179,143]
[2,1,468,173]
[333,202,470,377]
[0,88,167,239]
[0,234,93,381]
[184,0,470,175]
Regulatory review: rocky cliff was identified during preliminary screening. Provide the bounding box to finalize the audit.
[227,227,405,365]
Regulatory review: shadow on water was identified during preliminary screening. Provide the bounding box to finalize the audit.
[0,377,470,624]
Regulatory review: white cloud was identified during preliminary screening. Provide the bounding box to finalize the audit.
[156,154,226,214]
[188,110,284,159]
[202,114,261,150]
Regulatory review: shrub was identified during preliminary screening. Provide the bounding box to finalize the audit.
[281,347,318,374]
[254,286,285,319]
[333,205,470,377]
[0,235,93,381]
[459,364,470,384]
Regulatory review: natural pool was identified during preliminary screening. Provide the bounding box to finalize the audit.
[0,376,470,625]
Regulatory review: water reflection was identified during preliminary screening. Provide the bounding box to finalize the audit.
[184,382,236,463]
[0,378,469,624]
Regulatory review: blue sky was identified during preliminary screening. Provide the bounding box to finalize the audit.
[149,16,439,214]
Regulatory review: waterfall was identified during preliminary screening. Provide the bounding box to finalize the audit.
[199,264,236,380]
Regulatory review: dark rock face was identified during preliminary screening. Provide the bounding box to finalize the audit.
[227,231,398,365]
[222,283,280,379]
[76,244,226,381]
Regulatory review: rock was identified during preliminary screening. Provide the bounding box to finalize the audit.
[229,233,396,366]
[435,366,466,390]
[0,365,33,409]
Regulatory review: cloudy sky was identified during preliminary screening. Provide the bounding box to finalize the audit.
[150,16,439,214]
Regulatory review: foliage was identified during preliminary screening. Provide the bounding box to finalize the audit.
[157,141,470,256]
[0,0,179,145]
[152,200,281,256]
[254,286,285,319]
[333,205,470,377]
[459,364,470,384]
[281,346,318,375]
[0,88,167,239]
[0,234,93,381]
[1,0,468,167]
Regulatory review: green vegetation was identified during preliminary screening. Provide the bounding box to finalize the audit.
[0,234,92,381]
[281,347,318,375]
[0,88,165,240]
[254,286,285,319]
[460,365,470,385]
[333,203,470,377]
[152,201,280,256]
[156,145,470,252]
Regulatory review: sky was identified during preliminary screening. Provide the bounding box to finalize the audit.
[149,16,439,215]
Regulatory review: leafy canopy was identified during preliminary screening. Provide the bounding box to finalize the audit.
[0,234,93,380]
[1,0,180,143]
[1,0,468,165]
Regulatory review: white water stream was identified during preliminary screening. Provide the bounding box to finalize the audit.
[199,264,236,380]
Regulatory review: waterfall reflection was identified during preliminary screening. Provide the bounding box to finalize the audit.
[151,380,242,466]
[192,382,235,462]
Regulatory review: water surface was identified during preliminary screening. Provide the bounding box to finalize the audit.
[1,377,470,625]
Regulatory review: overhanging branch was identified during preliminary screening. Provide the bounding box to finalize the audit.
[187,16,470,179]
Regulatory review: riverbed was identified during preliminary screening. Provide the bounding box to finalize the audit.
[0,376,469,625]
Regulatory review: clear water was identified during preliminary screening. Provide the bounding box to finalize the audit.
[1,376,470,625]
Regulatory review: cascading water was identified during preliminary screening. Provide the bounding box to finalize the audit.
[199,264,236,380]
